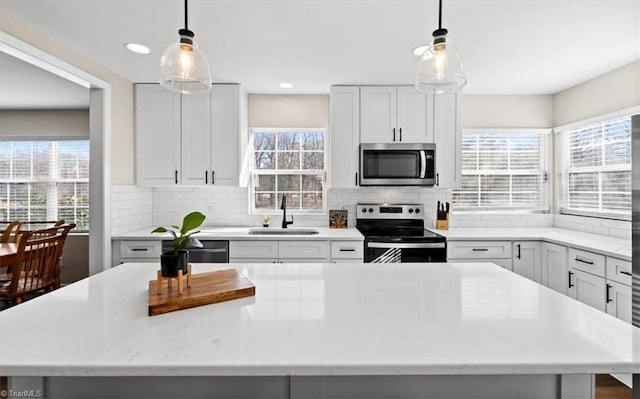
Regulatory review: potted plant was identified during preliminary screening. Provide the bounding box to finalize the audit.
[151,211,206,277]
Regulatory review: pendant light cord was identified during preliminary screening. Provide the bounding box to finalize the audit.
[438,0,442,30]
[184,0,188,30]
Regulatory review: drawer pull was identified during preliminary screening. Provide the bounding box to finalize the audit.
[339,248,356,252]
[568,271,574,288]
[620,270,632,276]
[472,248,489,252]
[131,248,148,252]
[606,284,612,304]
[516,244,521,259]
[574,257,594,265]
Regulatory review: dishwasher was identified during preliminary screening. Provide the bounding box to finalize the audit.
[161,240,229,263]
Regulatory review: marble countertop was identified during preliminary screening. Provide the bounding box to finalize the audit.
[429,227,631,260]
[112,226,364,241]
[1,262,638,377]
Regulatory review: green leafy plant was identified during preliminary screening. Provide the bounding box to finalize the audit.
[151,211,206,254]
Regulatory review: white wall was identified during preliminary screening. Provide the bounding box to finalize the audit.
[0,12,135,184]
[0,109,89,138]
[553,61,640,127]
[463,95,554,128]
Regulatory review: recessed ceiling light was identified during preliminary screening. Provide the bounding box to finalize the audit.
[412,45,429,56]
[125,42,151,55]
[279,82,294,89]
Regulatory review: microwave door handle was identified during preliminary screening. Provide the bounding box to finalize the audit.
[419,150,427,178]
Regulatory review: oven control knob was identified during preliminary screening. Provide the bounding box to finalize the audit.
[415,208,421,214]
[361,208,367,213]
[368,208,374,213]
[408,209,414,213]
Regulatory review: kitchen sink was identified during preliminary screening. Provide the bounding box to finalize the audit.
[247,228,319,235]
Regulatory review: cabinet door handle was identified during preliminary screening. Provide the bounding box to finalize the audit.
[620,270,632,276]
[399,127,403,142]
[575,257,594,265]
[393,128,396,142]
[516,244,521,259]
[355,173,358,187]
[472,248,488,252]
[175,170,178,184]
[568,271,574,288]
[212,170,215,184]
[339,248,356,252]
[605,284,612,303]
[436,173,439,186]
[130,248,148,252]
[205,170,208,184]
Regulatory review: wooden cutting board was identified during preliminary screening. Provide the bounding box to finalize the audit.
[148,268,255,316]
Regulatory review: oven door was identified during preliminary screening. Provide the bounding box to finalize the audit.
[365,241,446,263]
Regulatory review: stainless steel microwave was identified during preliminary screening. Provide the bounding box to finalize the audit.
[359,143,436,186]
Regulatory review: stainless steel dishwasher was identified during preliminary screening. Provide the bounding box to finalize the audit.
[161,240,229,263]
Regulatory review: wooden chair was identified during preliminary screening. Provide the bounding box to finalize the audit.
[0,221,22,243]
[0,223,75,306]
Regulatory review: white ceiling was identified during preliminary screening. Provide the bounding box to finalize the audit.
[1,0,639,103]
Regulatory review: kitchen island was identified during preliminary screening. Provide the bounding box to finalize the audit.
[1,262,638,399]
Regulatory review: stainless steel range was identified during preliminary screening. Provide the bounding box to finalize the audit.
[356,203,447,263]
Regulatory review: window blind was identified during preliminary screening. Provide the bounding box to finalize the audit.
[452,130,550,211]
[0,140,90,229]
[564,116,631,216]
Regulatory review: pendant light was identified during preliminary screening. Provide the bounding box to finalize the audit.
[415,0,466,94]
[159,0,212,95]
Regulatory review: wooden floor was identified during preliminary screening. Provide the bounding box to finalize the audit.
[596,374,632,399]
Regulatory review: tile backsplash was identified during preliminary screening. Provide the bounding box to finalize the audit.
[110,185,630,240]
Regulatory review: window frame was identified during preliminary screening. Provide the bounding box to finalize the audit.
[248,128,328,215]
[452,128,551,213]
[0,138,90,230]
[556,114,632,221]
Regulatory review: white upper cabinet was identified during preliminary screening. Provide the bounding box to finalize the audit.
[135,84,181,186]
[135,84,247,186]
[329,86,360,188]
[181,92,212,185]
[211,85,246,186]
[360,86,433,143]
[433,91,462,188]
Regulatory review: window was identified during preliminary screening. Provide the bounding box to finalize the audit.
[250,129,326,214]
[0,140,90,229]
[559,115,631,219]
[452,130,550,211]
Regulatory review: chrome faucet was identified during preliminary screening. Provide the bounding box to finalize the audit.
[280,194,294,228]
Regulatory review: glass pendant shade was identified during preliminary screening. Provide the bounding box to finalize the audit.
[159,30,212,95]
[415,33,466,94]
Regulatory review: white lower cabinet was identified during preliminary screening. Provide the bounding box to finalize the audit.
[113,240,162,265]
[330,241,363,263]
[447,240,512,271]
[606,280,632,323]
[512,241,541,283]
[541,242,568,294]
[568,268,606,312]
[229,240,331,263]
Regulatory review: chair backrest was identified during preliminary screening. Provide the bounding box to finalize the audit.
[0,221,22,243]
[4,223,75,298]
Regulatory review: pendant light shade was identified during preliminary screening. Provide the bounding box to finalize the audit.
[159,0,211,95]
[415,0,466,94]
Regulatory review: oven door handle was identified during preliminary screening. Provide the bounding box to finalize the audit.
[419,150,427,179]
[368,242,446,249]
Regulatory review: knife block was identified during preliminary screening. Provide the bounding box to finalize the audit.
[436,215,449,230]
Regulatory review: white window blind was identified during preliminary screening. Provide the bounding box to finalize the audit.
[452,130,550,211]
[250,129,326,214]
[0,140,90,229]
[561,116,631,218]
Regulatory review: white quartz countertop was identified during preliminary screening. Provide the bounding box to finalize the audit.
[428,227,631,260]
[112,226,364,241]
[1,262,638,377]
